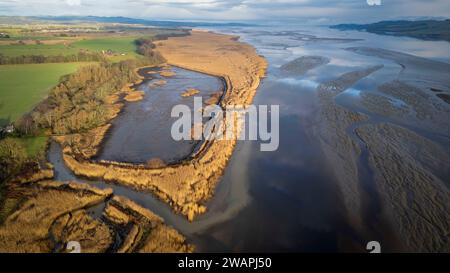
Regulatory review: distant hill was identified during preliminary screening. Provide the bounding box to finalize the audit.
[331,20,450,42]
[33,16,254,28]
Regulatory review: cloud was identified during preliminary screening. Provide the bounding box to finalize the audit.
[0,0,448,23]
[66,0,81,6]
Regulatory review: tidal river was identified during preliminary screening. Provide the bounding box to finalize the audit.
[50,25,450,252]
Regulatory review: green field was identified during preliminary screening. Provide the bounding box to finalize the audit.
[0,43,79,57]
[0,36,142,61]
[73,36,141,61]
[0,62,91,126]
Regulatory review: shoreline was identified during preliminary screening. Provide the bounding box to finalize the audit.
[57,30,267,221]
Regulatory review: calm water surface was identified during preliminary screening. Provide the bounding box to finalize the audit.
[96,66,224,164]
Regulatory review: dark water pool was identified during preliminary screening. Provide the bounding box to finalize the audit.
[95,66,224,164]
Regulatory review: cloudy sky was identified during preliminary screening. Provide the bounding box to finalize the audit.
[0,0,449,23]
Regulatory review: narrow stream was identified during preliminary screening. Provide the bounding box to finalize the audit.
[48,138,254,239]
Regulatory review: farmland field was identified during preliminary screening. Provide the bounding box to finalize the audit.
[72,36,142,61]
[0,36,141,60]
[0,62,92,126]
[0,42,79,56]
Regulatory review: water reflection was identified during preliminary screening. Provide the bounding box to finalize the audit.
[96,66,224,164]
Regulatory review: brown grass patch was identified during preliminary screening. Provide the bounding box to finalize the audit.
[106,196,194,253]
[146,158,166,168]
[124,91,145,102]
[0,182,112,252]
[160,70,176,77]
[52,210,112,253]
[181,88,200,97]
[150,79,167,88]
[0,181,192,252]
[205,92,222,105]
[54,124,112,159]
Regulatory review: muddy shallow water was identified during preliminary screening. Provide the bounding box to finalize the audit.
[195,25,450,252]
[49,25,450,252]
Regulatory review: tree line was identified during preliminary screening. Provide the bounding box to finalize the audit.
[135,38,159,59]
[0,51,106,65]
[17,59,152,135]
[134,30,189,59]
